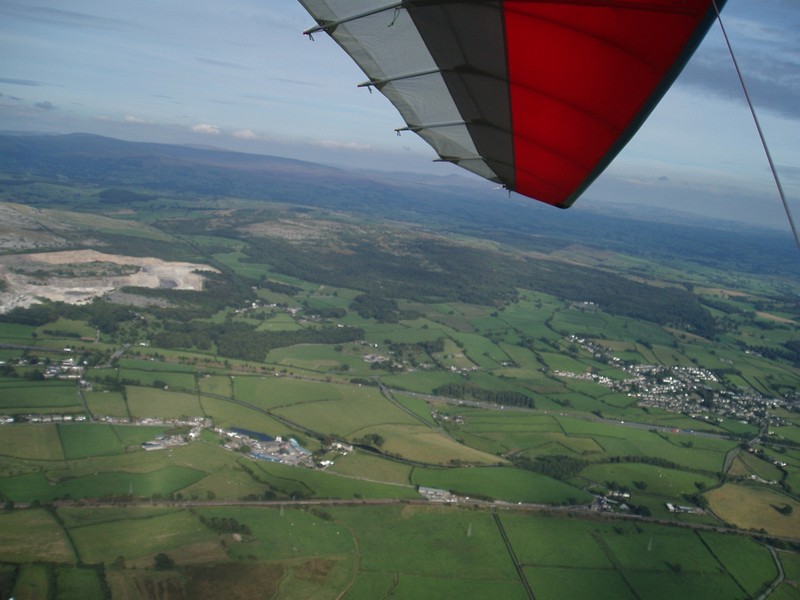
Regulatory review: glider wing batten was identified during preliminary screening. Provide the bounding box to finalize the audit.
[299,0,508,186]
[408,1,515,186]
[299,0,725,208]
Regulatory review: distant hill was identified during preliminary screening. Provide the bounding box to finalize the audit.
[0,132,797,277]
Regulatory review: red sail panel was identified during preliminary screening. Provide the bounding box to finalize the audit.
[503,1,720,207]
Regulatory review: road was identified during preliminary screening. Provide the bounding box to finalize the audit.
[104,343,129,367]
[20,495,797,544]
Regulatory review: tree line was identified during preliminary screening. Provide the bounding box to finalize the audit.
[433,382,534,408]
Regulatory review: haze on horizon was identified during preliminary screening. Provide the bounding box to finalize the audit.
[1,0,799,231]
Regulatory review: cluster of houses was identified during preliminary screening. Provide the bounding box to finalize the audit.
[430,408,465,425]
[593,490,633,513]
[141,433,190,451]
[43,357,86,380]
[560,335,788,424]
[417,486,460,503]
[3,413,88,424]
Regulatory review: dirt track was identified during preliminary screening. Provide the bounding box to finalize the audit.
[0,249,218,313]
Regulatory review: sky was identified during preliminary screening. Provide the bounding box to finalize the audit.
[1,0,798,230]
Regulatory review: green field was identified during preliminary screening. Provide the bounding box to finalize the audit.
[705,483,800,538]
[85,390,129,417]
[0,509,75,563]
[580,462,717,499]
[0,380,80,410]
[0,423,64,460]
[248,459,419,500]
[412,465,590,504]
[126,386,203,419]
[273,384,419,438]
[1,172,799,597]
[58,422,125,459]
[0,465,205,502]
[335,505,520,582]
[500,513,775,600]
[69,509,216,565]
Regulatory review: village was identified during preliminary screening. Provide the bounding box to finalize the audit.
[557,335,791,427]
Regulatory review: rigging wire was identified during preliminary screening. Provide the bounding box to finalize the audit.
[711,0,800,250]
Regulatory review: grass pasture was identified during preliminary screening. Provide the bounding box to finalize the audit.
[39,317,96,339]
[85,390,129,418]
[501,514,775,600]
[69,509,215,565]
[56,566,105,600]
[777,550,800,591]
[550,306,613,334]
[381,370,465,393]
[361,423,502,465]
[267,344,350,371]
[199,395,289,435]
[447,332,509,368]
[58,422,124,459]
[0,465,205,502]
[105,563,286,600]
[624,570,750,600]
[0,321,38,342]
[274,386,419,439]
[0,509,75,563]
[389,575,528,600]
[0,423,64,460]
[500,513,614,569]
[0,380,79,411]
[412,465,590,504]
[125,386,203,419]
[498,342,544,370]
[698,532,778,597]
[11,564,49,600]
[117,358,197,373]
[58,506,183,528]
[342,571,398,600]
[733,451,784,482]
[555,417,734,472]
[705,483,800,538]
[444,410,600,457]
[579,462,717,499]
[538,351,592,374]
[249,459,418,500]
[212,250,273,279]
[117,367,195,390]
[333,505,520,582]
[392,392,437,426]
[195,505,354,562]
[524,567,630,600]
[196,374,232,396]
[233,376,341,410]
[327,449,413,485]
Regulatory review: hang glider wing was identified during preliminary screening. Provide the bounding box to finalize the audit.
[299,0,725,208]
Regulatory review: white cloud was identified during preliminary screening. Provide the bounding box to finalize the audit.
[232,129,258,140]
[124,115,146,123]
[313,139,371,151]
[191,123,220,135]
